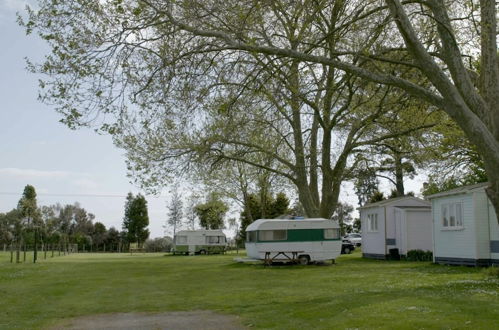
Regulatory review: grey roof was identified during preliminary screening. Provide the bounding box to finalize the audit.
[393,205,431,209]
[426,182,489,199]
[358,196,428,209]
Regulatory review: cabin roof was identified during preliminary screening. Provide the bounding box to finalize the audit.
[359,196,429,209]
[426,182,489,200]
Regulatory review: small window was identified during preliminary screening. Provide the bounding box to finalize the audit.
[219,236,226,243]
[259,230,287,241]
[442,202,463,229]
[324,228,340,239]
[367,214,378,232]
[246,231,257,242]
[456,205,463,226]
[442,204,450,227]
[176,236,187,244]
[206,236,220,244]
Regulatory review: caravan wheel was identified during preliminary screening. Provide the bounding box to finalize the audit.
[298,255,310,265]
[199,249,207,255]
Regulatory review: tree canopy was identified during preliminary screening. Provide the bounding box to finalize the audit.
[21,0,499,221]
[123,193,150,245]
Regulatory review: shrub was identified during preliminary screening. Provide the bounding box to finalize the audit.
[407,249,433,261]
[143,237,173,252]
[483,266,499,279]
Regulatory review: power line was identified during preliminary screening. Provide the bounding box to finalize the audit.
[0,192,168,198]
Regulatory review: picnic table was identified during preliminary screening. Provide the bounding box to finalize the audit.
[260,250,304,265]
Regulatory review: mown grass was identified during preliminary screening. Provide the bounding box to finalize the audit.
[0,250,498,329]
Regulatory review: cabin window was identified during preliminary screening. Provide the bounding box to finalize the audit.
[442,203,463,228]
[259,230,287,241]
[324,228,340,239]
[206,236,224,244]
[176,236,187,244]
[247,231,257,242]
[367,214,378,232]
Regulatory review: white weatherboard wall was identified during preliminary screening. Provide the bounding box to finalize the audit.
[360,197,431,259]
[361,206,385,256]
[432,194,475,259]
[405,210,433,252]
[430,183,499,266]
[489,199,499,262]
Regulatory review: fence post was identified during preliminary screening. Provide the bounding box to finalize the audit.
[23,244,26,262]
[10,243,13,263]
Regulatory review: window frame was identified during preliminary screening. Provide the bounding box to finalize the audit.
[246,231,257,243]
[367,213,378,232]
[324,228,340,239]
[176,236,187,244]
[258,229,287,241]
[441,202,464,230]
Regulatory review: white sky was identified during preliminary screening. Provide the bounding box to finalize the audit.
[0,2,172,238]
[0,1,427,238]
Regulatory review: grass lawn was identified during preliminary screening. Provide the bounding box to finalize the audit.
[0,250,498,329]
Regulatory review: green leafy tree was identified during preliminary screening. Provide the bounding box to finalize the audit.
[92,222,107,249]
[0,209,21,245]
[194,194,229,230]
[369,191,386,204]
[122,193,150,246]
[104,227,120,251]
[331,203,354,235]
[17,185,40,227]
[268,192,291,219]
[17,185,41,262]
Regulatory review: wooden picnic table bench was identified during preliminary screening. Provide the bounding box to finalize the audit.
[259,251,305,265]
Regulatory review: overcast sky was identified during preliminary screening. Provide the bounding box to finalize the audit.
[0,1,175,238]
[0,1,426,238]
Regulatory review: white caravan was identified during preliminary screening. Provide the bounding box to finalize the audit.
[245,218,342,264]
[173,229,227,255]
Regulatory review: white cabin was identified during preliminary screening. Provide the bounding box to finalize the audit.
[359,196,432,259]
[427,182,499,266]
[245,218,342,264]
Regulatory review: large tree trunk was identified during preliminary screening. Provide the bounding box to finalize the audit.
[387,0,499,222]
[289,59,320,217]
[394,152,405,197]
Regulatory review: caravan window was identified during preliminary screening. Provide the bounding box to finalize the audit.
[324,228,340,239]
[247,231,257,242]
[259,230,287,241]
[207,236,222,244]
[442,203,463,229]
[176,236,187,244]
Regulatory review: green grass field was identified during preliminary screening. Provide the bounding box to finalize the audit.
[0,250,498,329]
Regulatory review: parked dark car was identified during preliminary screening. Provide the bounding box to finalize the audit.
[341,240,355,254]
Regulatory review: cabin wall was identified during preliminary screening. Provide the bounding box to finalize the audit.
[474,192,491,260]
[487,198,499,264]
[432,194,477,263]
[385,206,397,250]
[361,206,386,258]
[405,210,432,252]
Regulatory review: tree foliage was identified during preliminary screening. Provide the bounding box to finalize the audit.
[21,0,499,221]
[238,191,291,240]
[122,193,150,245]
[194,194,228,230]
